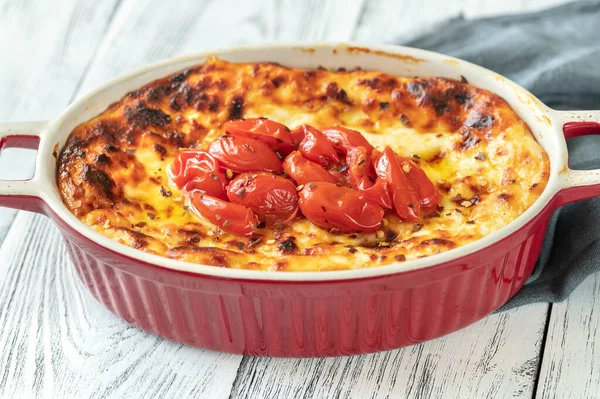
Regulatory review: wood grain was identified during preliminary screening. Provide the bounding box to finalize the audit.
[76,0,367,96]
[230,303,548,399]
[536,274,600,399]
[0,0,366,397]
[0,209,17,243]
[0,0,589,398]
[354,0,578,43]
[0,213,242,398]
[0,0,120,236]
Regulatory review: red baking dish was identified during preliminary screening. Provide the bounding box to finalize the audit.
[1,43,600,357]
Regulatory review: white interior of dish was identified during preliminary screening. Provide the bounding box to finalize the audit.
[31,42,568,281]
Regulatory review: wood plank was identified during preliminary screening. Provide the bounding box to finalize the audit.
[0,0,367,396]
[0,213,242,398]
[77,0,367,96]
[230,2,553,398]
[461,0,577,18]
[231,303,548,399]
[0,209,17,243]
[354,0,465,43]
[536,274,600,399]
[0,0,572,397]
[354,0,575,43]
[0,0,120,241]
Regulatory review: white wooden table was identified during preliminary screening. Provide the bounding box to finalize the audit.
[1,0,597,398]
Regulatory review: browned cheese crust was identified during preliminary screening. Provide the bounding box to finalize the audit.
[57,57,550,271]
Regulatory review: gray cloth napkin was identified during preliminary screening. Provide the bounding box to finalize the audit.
[400,1,600,310]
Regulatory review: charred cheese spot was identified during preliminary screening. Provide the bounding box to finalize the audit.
[58,58,550,271]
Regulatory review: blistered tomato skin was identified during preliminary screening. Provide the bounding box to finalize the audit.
[346,147,391,209]
[322,126,374,154]
[168,150,228,199]
[347,146,375,190]
[282,151,338,186]
[398,157,442,212]
[362,178,393,209]
[224,118,296,155]
[290,127,305,146]
[298,182,384,233]
[296,125,341,167]
[227,172,299,226]
[374,147,421,222]
[208,135,283,173]
[188,192,257,236]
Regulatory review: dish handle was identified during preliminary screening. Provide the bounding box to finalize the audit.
[0,121,49,213]
[555,110,600,205]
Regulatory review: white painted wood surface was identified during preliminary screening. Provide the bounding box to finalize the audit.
[353,0,574,43]
[0,213,242,398]
[0,0,120,244]
[0,0,595,398]
[231,303,548,399]
[537,274,600,399]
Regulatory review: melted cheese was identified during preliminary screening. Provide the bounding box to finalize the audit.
[57,57,550,271]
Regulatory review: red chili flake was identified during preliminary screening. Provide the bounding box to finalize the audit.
[247,235,264,248]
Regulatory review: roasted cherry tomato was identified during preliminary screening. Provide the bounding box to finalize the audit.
[347,146,376,190]
[327,167,350,187]
[224,118,295,155]
[282,151,338,186]
[296,125,341,167]
[290,127,306,146]
[168,150,228,199]
[347,146,391,209]
[322,126,374,154]
[373,147,421,222]
[362,178,393,209]
[208,135,283,173]
[397,157,441,212]
[227,172,299,226]
[188,192,257,236]
[298,182,384,233]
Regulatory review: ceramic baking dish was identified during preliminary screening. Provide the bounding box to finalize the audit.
[1,43,599,357]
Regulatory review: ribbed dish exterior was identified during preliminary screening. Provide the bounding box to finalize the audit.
[61,219,546,357]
